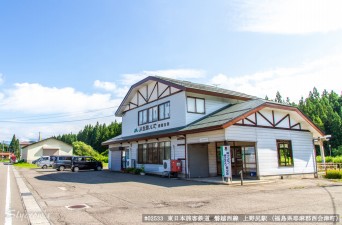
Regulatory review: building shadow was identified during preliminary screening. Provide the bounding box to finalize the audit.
[34,170,210,188]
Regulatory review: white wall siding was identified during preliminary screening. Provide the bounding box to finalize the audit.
[226,126,257,142]
[23,139,73,163]
[226,125,315,176]
[187,130,225,144]
[208,142,217,176]
[186,93,232,124]
[122,92,186,137]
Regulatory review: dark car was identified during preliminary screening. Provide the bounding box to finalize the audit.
[52,155,73,171]
[71,156,103,172]
[32,158,41,164]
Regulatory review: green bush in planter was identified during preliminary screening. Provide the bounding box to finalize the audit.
[325,170,342,179]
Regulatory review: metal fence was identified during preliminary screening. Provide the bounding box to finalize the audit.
[317,163,342,172]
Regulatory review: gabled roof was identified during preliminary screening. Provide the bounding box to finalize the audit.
[22,137,72,149]
[104,99,324,145]
[181,99,266,132]
[115,76,258,116]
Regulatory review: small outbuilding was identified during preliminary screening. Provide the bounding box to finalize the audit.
[0,152,11,160]
[21,137,73,163]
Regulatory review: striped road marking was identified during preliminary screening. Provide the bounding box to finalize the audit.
[5,165,12,225]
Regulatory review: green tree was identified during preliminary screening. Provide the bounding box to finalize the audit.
[275,91,283,103]
[271,88,342,153]
[56,121,122,154]
[72,141,107,162]
[9,134,20,158]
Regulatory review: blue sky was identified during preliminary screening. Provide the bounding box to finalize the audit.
[0,0,342,141]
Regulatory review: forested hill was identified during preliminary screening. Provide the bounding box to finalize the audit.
[55,121,121,153]
[268,88,342,154]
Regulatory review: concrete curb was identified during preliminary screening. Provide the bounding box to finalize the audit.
[12,166,51,225]
[184,178,276,186]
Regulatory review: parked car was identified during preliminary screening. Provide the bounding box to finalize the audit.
[52,155,73,171]
[32,158,41,164]
[37,156,56,169]
[71,156,103,172]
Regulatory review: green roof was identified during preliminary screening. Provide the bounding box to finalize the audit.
[153,76,258,100]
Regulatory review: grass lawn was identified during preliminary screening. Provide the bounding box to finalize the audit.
[13,162,38,169]
[0,159,10,163]
[103,162,108,169]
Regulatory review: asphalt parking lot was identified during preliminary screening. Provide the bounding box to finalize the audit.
[17,168,342,225]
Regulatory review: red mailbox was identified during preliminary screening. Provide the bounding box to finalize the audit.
[171,160,182,172]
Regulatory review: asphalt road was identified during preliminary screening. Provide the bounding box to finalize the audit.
[18,168,342,225]
[0,163,29,225]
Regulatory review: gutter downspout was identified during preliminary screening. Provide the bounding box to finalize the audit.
[185,134,188,179]
[313,140,318,178]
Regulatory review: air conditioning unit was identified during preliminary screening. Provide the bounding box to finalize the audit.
[163,160,171,172]
[126,159,135,168]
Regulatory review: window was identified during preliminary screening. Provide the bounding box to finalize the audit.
[277,140,293,167]
[138,110,148,125]
[187,97,205,114]
[159,102,170,120]
[137,141,171,164]
[138,102,170,125]
[148,106,158,123]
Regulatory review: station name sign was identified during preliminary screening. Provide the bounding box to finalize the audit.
[134,121,170,133]
[220,146,232,178]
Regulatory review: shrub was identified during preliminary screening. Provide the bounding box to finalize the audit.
[123,168,135,173]
[101,149,109,156]
[325,156,333,163]
[325,170,342,179]
[316,156,342,163]
[332,156,342,163]
[72,141,108,163]
[134,168,142,174]
[316,156,322,163]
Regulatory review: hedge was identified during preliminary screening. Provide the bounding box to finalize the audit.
[316,156,342,163]
[325,170,342,179]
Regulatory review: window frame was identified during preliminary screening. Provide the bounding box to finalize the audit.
[276,140,294,167]
[137,141,171,164]
[138,101,170,125]
[187,96,205,114]
[158,101,170,121]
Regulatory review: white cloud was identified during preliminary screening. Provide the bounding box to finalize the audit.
[121,69,206,85]
[93,80,129,98]
[0,73,4,85]
[235,0,342,34]
[0,83,122,140]
[94,80,117,92]
[211,53,342,102]
[0,83,120,114]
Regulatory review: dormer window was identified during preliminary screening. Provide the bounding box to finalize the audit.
[187,97,205,114]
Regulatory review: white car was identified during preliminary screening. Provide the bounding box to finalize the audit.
[36,156,56,169]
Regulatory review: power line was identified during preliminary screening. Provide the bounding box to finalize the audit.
[1,106,119,121]
[0,115,115,124]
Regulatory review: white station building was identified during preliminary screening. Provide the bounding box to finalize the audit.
[103,76,324,179]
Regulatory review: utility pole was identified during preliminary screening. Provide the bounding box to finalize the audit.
[329,144,332,156]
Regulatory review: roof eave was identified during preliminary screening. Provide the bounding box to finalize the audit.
[185,88,254,101]
[102,125,224,146]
